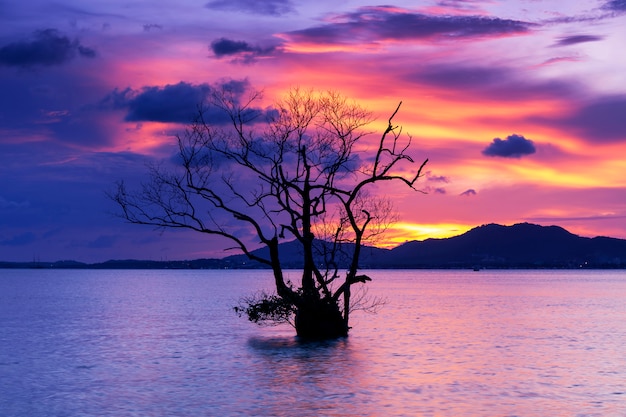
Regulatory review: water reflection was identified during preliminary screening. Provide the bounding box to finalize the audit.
[1,269,625,416]
[247,334,349,352]
[245,335,363,416]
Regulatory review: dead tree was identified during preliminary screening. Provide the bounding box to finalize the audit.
[111,86,428,339]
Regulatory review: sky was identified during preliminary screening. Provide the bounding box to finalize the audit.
[1,0,625,263]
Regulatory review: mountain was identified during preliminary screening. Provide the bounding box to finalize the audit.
[2,223,626,269]
[222,222,626,269]
[380,223,626,268]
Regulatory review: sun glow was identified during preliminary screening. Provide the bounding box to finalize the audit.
[380,222,474,247]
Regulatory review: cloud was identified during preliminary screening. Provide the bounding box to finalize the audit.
[0,68,125,148]
[412,65,505,88]
[435,0,484,10]
[125,83,211,123]
[143,24,163,32]
[565,96,626,142]
[482,134,536,158]
[603,0,626,11]
[284,6,533,45]
[529,96,626,143]
[205,0,295,16]
[406,64,576,100]
[423,184,447,194]
[539,56,582,66]
[102,82,211,123]
[102,79,270,125]
[553,34,604,46]
[210,38,278,60]
[427,173,450,183]
[0,29,96,68]
[460,189,477,196]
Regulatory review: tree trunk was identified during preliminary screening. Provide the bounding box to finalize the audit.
[294,298,348,340]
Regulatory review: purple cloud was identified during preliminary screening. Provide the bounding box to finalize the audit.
[435,0,484,11]
[143,24,163,32]
[102,79,270,125]
[460,189,477,197]
[123,82,211,123]
[406,64,576,100]
[427,174,450,183]
[285,6,533,44]
[528,96,626,143]
[0,68,123,148]
[0,29,96,68]
[103,82,211,123]
[554,34,604,46]
[210,38,277,60]
[562,96,626,142]
[568,97,626,141]
[482,134,536,158]
[604,0,626,11]
[205,0,295,16]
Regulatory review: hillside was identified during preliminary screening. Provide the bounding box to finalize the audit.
[383,223,626,268]
[2,223,625,269]
[222,223,626,269]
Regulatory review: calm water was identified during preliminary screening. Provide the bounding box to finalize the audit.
[1,269,625,416]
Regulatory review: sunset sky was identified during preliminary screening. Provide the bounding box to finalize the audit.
[1,0,625,262]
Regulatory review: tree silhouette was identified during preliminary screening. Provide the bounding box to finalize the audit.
[111,87,427,339]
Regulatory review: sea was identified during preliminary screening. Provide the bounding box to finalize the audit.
[1,269,625,416]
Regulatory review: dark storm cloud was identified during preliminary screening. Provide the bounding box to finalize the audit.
[205,0,295,16]
[554,34,604,46]
[482,134,536,158]
[604,0,626,11]
[0,29,96,68]
[530,96,626,143]
[103,79,270,125]
[285,6,533,44]
[210,38,277,59]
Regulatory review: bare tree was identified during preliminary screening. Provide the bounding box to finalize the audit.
[111,86,428,339]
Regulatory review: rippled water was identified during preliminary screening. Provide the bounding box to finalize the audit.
[1,269,625,416]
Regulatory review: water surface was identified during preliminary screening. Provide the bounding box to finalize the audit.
[1,269,625,416]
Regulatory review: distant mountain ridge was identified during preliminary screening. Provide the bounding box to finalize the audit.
[2,223,626,269]
[224,222,626,269]
[383,223,626,268]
